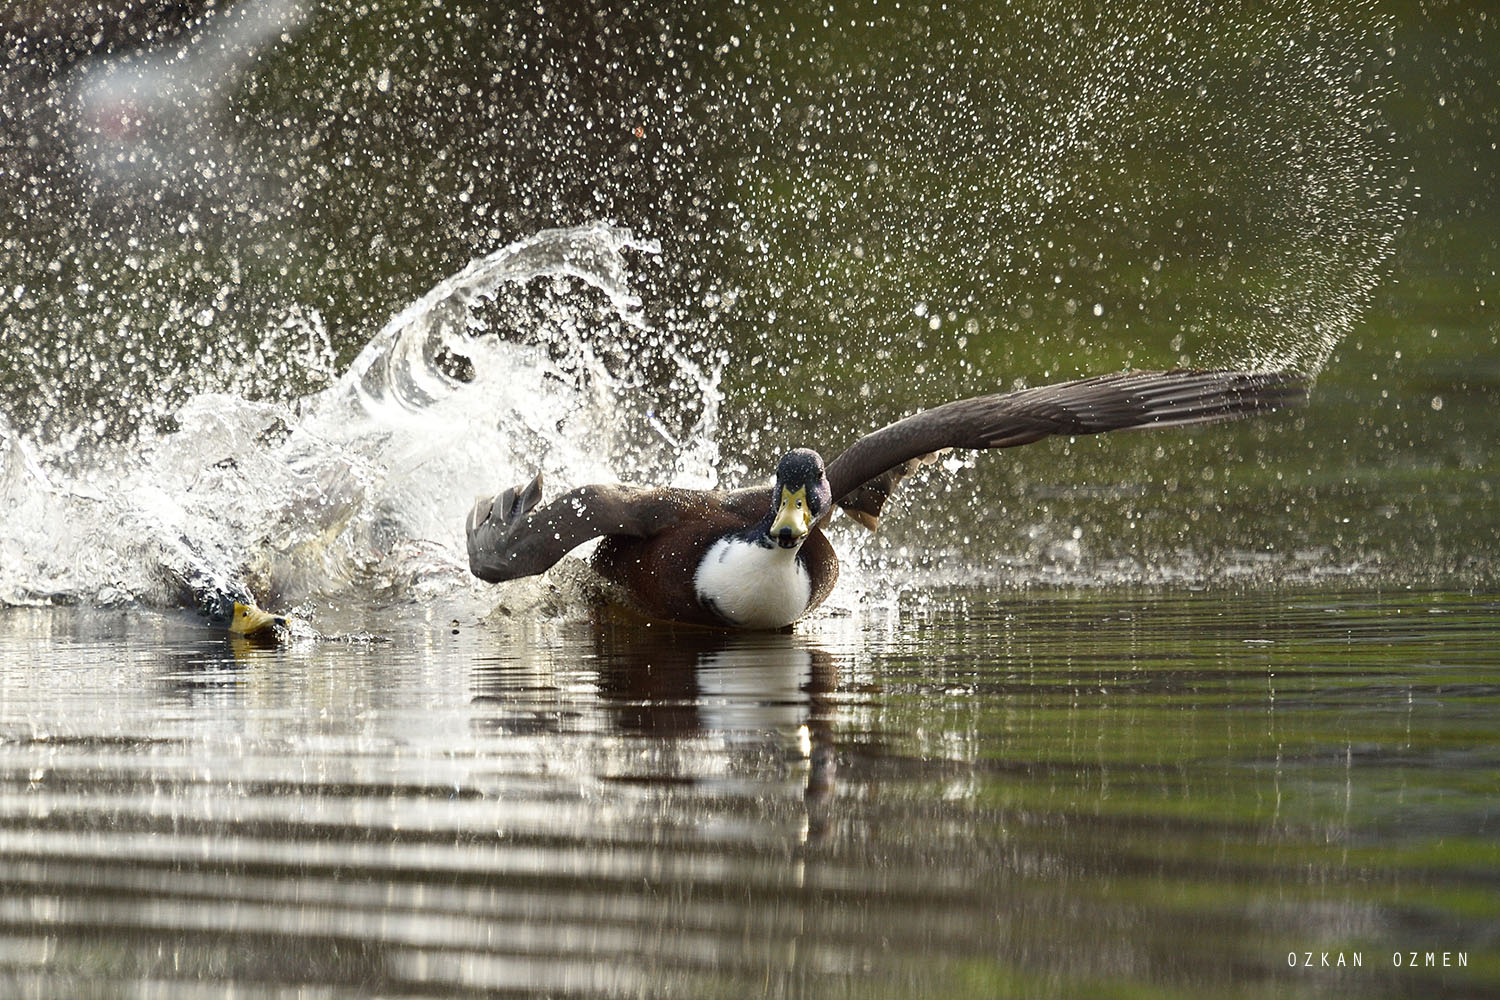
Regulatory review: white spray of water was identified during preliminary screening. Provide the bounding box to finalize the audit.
[0,222,720,610]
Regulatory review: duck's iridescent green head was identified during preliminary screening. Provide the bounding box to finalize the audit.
[768,448,830,548]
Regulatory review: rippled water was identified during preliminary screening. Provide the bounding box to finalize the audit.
[1,589,1494,998]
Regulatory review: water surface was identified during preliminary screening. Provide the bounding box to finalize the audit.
[2,589,1493,998]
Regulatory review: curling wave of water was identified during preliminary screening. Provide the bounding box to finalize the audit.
[0,222,720,612]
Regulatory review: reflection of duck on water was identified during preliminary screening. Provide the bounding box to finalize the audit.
[469,369,1304,629]
[587,624,842,842]
[589,623,838,737]
[468,623,842,840]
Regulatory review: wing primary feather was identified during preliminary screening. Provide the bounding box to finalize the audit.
[468,479,684,582]
[824,369,1304,517]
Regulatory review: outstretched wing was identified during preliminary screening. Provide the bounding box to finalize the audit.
[825,368,1305,527]
[467,474,692,582]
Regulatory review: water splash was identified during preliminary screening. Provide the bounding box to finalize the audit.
[68,0,311,189]
[0,222,717,611]
[726,0,1403,383]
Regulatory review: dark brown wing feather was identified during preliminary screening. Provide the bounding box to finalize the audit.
[468,476,680,582]
[824,368,1305,526]
[835,452,948,529]
[467,476,770,583]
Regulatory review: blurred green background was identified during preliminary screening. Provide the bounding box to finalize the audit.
[1,0,1494,583]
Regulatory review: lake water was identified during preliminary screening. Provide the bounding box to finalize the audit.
[1,587,1494,998]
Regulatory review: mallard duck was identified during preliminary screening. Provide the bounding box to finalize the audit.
[194,584,288,638]
[467,368,1304,628]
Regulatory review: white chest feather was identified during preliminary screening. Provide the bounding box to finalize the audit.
[694,537,812,629]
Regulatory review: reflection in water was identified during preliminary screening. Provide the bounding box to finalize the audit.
[0,593,1495,997]
[592,625,840,843]
[588,623,836,733]
[471,623,843,846]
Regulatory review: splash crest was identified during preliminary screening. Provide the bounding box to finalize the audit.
[0,223,718,611]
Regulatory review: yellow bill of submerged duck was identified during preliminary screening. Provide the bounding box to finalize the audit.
[195,586,288,638]
[227,601,286,638]
[467,368,1307,630]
